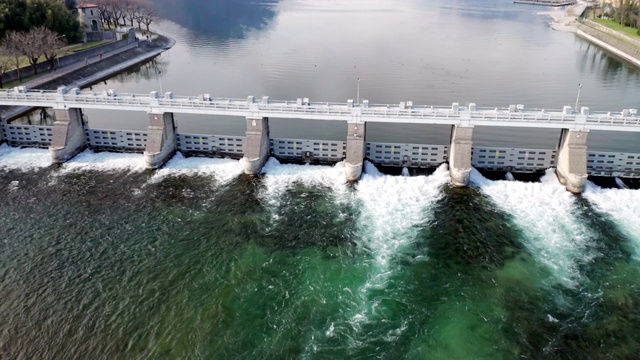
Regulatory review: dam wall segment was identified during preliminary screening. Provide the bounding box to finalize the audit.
[1,88,640,193]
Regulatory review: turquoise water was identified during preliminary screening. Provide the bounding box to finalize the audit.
[1,146,639,358]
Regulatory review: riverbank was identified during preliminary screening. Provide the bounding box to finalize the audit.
[540,2,640,67]
[0,33,175,123]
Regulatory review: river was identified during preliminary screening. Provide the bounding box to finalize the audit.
[1,0,640,358]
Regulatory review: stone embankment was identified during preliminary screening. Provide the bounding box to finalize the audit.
[542,2,640,67]
[0,30,174,122]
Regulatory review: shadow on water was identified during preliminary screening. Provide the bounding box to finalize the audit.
[540,197,640,359]
[391,186,591,359]
[258,181,357,251]
[151,0,279,39]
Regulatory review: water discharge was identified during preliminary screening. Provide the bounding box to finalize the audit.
[2,148,640,358]
[470,168,596,287]
[148,153,244,185]
[0,144,51,171]
[584,182,640,260]
[300,162,450,356]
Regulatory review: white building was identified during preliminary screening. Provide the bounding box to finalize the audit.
[77,3,101,32]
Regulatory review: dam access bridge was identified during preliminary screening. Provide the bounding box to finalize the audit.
[1,86,640,193]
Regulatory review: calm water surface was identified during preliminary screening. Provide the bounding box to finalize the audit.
[80,0,639,146]
[2,0,640,358]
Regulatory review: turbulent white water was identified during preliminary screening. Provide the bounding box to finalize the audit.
[148,153,243,185]
[584,182,640,260]
[60,150,147,173]
[261,157,348,204]
[356,162,449,270]
[0,144,51,171]
[470,168,595,287]
[344,162,450,337]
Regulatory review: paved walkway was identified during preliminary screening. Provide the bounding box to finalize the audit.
[1,36,174,122]
[20,41,144,89]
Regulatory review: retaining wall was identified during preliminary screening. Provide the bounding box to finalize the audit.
[1,29,137,84]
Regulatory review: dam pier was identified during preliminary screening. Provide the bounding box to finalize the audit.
[1,87,640,193]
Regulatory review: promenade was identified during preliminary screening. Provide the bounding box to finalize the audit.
[0,34,174,121]
[542,2,640,67]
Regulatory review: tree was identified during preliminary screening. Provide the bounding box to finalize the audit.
[21,30,45,75]
[64,0,77,11]
[3,31,25,81]
[36,27,67,70]
[0,44,14,88]
[1,0,81,42]
[38,0,82,42]
[140,2,160,33]
[0,0,29,38]
[619,0,627,25]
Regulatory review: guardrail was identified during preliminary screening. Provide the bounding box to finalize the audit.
[1,88,639,131]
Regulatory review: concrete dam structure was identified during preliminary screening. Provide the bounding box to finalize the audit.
[1,87,640,193]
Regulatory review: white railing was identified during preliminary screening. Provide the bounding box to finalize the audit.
[1,89,639,131]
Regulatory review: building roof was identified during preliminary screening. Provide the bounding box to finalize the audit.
[77,3,99,8]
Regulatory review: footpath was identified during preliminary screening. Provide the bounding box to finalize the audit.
[0,33,175,122]
[542,2,640,67]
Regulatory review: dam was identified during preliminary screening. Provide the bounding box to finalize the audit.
[1,86,639,194]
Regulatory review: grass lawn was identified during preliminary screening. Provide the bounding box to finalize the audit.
[593,18,640,40]
[63,40,111,54]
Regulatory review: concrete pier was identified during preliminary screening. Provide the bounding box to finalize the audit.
[345,122,366,181]
[242,117,270,175]
[556,129,589,193]
[144,112,177,169]
[50,108,87,163]
[449,125,474,187]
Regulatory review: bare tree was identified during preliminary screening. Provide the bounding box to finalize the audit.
[21,30,46,75]
[0,44,14,88]
[123,0,140,27]
[140,2,160,33]
[3,31,25,82]
[37,27,68,70]
[94,0,114,29]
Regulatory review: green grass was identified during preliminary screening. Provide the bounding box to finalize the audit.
[593,18,640,40]
[64,40,111,54]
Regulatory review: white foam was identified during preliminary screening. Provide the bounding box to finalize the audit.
[470,168,595,287]
[261,157,349,206]
[8,180,19,191]
[0,144,51,171]
[357,162,450,270]
[615,177,630,189]
[584,182,640,259]
[59,149,147,173]
[147,153,243,185]
[345,162,449,330]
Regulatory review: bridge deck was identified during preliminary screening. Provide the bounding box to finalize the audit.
[1,89,639,132]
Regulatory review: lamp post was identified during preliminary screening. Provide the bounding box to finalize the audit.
[574,83,582,111]
[356,78,360,104]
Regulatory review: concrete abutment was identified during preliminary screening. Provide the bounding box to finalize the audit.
[242,117,270,175]
[556,128,589,194]
[50,108,87,163]
[144,112,177,169]
[345,121,366,181]
[449,125,474,187]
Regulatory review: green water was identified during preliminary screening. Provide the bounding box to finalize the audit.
[1,154,640,359]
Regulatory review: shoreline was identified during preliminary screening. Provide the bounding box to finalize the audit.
[539,2,640,66]
[0,33,175,122]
